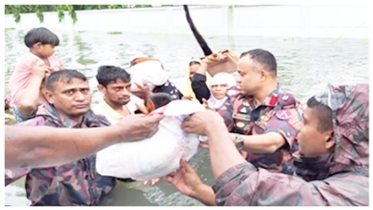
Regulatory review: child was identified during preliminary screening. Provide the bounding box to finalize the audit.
[8,27,63,122]
[144,92,173,113]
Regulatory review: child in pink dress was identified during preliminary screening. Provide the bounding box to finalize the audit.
[9,27,63,122]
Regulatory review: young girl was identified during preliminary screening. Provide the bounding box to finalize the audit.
[9,27,63,122]
[206,72,237,110]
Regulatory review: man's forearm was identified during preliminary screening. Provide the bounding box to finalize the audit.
[206,120,246,179]
[5,125,122,168]
[238,132,285,154]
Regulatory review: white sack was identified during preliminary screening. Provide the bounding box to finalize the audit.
[96,100,205,181]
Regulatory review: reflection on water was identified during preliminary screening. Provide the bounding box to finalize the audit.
[4,29,368,206]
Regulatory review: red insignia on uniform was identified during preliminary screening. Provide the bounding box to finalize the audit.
[276,110,292,120]
[269,94,278,106]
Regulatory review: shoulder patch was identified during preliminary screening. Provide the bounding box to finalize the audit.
[276,110,292,120]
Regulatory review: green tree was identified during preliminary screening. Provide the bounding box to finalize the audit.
[5,5,78,24]
[5,5,179,24]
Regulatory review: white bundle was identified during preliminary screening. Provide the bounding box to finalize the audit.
[96,100,205,181]
[127,60,169,92]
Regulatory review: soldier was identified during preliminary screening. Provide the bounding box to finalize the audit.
[210,49,304,174]
[6,70,116,206]
[165,83,369,206]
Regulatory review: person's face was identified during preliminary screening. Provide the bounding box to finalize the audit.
[189,63,201,78]
[44,78,91,119]
[98,79,132,106]
[211,84,228,99]
[297,107,335,157]
[34,42,55,58]
[236,56,266,95]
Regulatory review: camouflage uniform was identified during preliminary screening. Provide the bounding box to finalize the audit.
[217,85,303,174]
[6,104,116,206]
[212,83,369,206]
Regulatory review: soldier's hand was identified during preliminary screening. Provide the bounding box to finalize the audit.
[182,110,224,135]
[115,114,163,142]
[163,158,204,197]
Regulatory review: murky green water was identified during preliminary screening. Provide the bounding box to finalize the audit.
[4,28,369,206]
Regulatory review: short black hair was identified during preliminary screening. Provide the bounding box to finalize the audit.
[240,49,277,76]
[306,96,333,132]
[96,65,131,87]
[24,27,60,48]
[145,92,173,110]
[45,69,87,91]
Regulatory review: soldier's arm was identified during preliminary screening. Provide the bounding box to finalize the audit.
[236,106,303,154]
[194,109,367,206]
[5,125,124,168]
[212,161,314,206]
[5,114,163,169]
[212,161,369,206]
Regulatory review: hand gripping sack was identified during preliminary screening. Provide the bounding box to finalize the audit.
[95,100,205,181]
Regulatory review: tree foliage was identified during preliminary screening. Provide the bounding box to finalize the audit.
[5,5,176,24]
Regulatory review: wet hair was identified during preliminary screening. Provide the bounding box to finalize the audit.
[240,48,277,76]
[45,69,87,91]
[96,65,131,87]
[306,96,333,132]
[24,27,60,48]
[145,93,173,111]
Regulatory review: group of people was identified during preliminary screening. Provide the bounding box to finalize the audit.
[4,27,369,206]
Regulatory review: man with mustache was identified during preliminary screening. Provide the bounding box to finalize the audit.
[93,65,148,123]
[93,65,159,187]
[6,69,117,205]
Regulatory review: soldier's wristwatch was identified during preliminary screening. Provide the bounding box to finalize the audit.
[234,134,244,151]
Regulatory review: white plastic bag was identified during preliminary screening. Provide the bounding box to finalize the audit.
[95,100,205,181]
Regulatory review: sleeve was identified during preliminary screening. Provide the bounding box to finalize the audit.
[191,73,211,103]
[265,106,303,149]
[216,98,234,131]
[212,162,317,206]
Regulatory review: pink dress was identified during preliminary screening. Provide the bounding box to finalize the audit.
[8,52,63,107]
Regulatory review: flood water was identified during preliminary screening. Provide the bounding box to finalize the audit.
[4,28,369,206]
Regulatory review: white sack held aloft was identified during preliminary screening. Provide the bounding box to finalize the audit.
[95,100,205,181]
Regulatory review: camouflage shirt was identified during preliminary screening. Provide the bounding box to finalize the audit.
[212,84,369,206]
[217,85,303,174]
[22,104,116,206]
